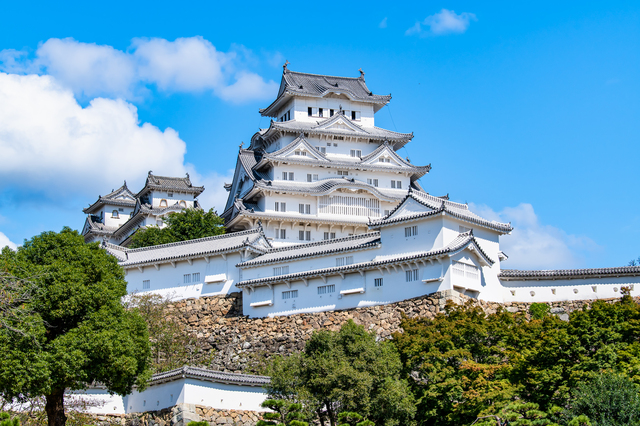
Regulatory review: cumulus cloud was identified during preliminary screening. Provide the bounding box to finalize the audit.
[0,37,278,102]
[0,232,17,250]
[0,72,189,199]
[194,169,236,213]
[469,203,599,270]
[406,9,477,36]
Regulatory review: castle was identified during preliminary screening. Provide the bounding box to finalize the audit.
[85,66,640,318]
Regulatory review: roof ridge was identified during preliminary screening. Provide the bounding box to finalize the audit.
[125,228,259,253]
[265,231,381,254]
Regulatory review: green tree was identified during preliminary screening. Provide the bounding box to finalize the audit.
[0,228,151,426]
[566,372,640,426]
[337,412,375,426]
[393,302,520,426]
[257,399,309,426]
[126,293,206,372]
[0,412,19,426]
[266,320,415,426]
[129,208,225,248]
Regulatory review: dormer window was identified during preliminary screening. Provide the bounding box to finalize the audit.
[111,210,119,218]
[159,199,168,207]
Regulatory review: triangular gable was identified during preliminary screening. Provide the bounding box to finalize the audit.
[385,196,436,222]
[269,135,330,162]
[82,216,94,235]
[312,113,369,134]
[361,143,409,168]
[448,236,494,267]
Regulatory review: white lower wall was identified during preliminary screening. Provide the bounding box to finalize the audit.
[74,378,267,415]
[502,276,638,303]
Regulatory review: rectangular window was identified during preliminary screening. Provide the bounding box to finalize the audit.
[391,180,396,189]
[274,266,290,276]
[183,274,191,284]
[384,209,390,216]
[405,269,419,282]
[374,278,383,287]
[282,289,298,299]
[323,232,336,240]
[379,157,385,162]
[397,180,402,189]
[452,261,480,280]
[405,226,418,237]
[318,284,336,295]
[330,109,334,117]
[298,230,311,241]
[337,170,349,176]
[336,256,354,267]
[367,178,379,187]
[282,171,287,180]
[294,150,307,156]
[319,108,323,117]
[143,280,150,289]
[275,202,286,212]
[299,230,305,241]
[308,107,313,116]
[313,174,318,181]
[289,172,294,181]
[391,180,403,189]
[316,146,326,154]
[350,149,362,157]
[192,273,200,282]
[351,111,360,120]
[299,204,311,214]
[275,229,287,239]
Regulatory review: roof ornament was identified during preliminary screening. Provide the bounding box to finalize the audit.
[339,105,343,114]
[123,180,127,187]
[239,141,244,149]
[406,157,411,163]
[358,68,365,79]
[283,60,290,72]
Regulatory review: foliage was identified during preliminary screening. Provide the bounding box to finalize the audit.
[394,297,640,426]
[126,293,208,372]
[129,208,225,248]
[471,402,592,426]
[0,412,20,426]
[529,303,551,320]
[566,372,640,426]
[256,399,308,426]
[186,422,209,426]
[337,412,375,426]
[266,320,415,426]
[0,228,151,426]
[629,257,640,266]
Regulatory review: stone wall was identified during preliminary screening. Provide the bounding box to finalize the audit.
[165,290,630,373]
[86,404,263,426]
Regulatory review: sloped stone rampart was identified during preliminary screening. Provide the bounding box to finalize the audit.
[166,290,629,373]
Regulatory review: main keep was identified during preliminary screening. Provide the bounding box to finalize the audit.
[91,66,640,317]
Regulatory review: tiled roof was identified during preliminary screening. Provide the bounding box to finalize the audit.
[237,231,493,288]
[106,228,270,267]
[225,206,374,230]
[253,178,407,202]
[500,266,640,280]
[368,190,513,234]
[260,69,391,117]
[238,232,381,268]
[255,116,413,146]
[137,172,204,198]
[83,182,137,214]
[148,366,269,387]
[256,135,430,177]
[82,216,118,241]
[238,149,270,182]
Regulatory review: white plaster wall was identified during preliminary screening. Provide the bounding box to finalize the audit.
[182,379,266,412]
[149,190,196,209]
[102,206,134,228]
[125,252,246,299]
[292,98,375,128]
[244,265,448,318]
[124,380,186,413]
[66,389,126,415]
[502,277,640,303]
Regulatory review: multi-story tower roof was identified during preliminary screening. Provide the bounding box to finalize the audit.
[82,172,204,246]
[222,66,432,247]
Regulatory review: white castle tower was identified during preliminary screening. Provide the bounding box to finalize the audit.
[221,65,432,246]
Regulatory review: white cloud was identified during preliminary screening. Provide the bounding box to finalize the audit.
[0,37,278,103]
[194,169,236,214]
[406,9,477,37]
[0,232,17,250]
[469,203,599,269]
[379,17,388,29]
[0,72,189,199]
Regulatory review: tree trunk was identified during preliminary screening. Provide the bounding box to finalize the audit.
[317,409,326,426]
[45,389,67,426]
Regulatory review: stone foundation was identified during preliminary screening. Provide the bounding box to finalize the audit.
[166,290,632,373]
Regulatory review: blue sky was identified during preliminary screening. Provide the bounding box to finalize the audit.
[0,1,638,269]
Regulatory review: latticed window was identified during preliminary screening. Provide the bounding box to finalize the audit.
[183,274,191,284]
[274,266,289,276]
[318,284,335,295]
[336,256,354,267]
[405,269,419,282]
[282,290,298,299]
[452,261,480,280]
[374,278,383,287]
[143,280,150,289]
[192,273,200,282]
[405,226,418,237]
[319,195,380,217]
[323,232,336,240]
